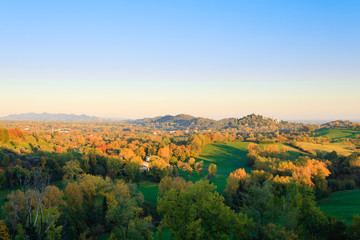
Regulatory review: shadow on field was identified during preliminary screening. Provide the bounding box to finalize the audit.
[198,143,248,163]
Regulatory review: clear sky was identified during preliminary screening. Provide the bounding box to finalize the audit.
[0,1,359,120]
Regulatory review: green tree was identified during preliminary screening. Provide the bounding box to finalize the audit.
[124,162,141,183]
[106,182,152,240]
[157,180,251,240]
[0,170,6,189]
[3,171,62,240]
[62,160,83,182]
[1,154,10,169]
[208,164,217,177]
[245,181,276,240]
[349,215,360,240]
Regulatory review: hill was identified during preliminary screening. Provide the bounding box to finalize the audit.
[133,113,306,133]
[314,127,360,140]
[0,113,102,122]
[133,114,218,130]
[321,120,360,130]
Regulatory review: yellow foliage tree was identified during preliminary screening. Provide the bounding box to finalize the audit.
[0,220,10,240]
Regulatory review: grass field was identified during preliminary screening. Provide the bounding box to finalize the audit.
[314,128,360,140]
[177,142,250,193]
[137,181,159,205]
[297,142,355,156]
[318,190,360,223]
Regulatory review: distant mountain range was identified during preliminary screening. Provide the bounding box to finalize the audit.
[1,113,358,126]
[0,113,102,122]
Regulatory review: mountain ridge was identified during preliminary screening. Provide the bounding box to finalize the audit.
[0,113,102,122]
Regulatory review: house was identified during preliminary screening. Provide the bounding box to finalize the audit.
[140,162,150,171]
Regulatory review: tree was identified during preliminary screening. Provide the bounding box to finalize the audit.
[148,157,168,182]
[208,164,217,177]
[225,168,249,195]
[188,158,195,167]
[349,215,360,239]
[46,156,62,181]
[158,146,171,161]
[64,174,112,238]
[0,128,10,143]
[224,168,250,211]
[157,180,252,240]
[41,157,47,170]
[62,160,83,182]
[0,170,6,189]
[43,186,64,209]
[3,170,62,239]
[194,161,203,175]
[124,162,141,183]
[1,154,10,169]
[158,176,190,195]
[106,182,152,240]
[0,220,10,240]
[106,157,124,179]
[64,182,85,238]
[245,181,276,240]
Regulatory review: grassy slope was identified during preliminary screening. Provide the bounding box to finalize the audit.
[317,190,360,223]
[180,142,250,193]
[197,142,250,193]
[314,128,360,140]
[297,142,355,156]
[261,143,309,160]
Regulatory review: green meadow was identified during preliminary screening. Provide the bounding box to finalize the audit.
[297,141,355,156]
[317,190,360,223]
[314,128,360,140]
[180,142,250,193]
[137,181,159,205]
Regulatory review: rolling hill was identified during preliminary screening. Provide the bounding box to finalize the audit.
[132,113,306,132]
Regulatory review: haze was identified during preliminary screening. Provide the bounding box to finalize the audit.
[0,1,359,120]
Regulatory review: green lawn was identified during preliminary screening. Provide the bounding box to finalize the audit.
[314,128,360,140]
[317,190,360,223]
[137,181,159,205]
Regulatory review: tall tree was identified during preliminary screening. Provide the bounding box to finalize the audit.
[158,180,251,240]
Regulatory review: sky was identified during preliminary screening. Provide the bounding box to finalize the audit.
[0,0,359,120]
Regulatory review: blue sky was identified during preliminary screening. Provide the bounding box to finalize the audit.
[0,1,359,120]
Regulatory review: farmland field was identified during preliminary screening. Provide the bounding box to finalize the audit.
[317,190,360,223]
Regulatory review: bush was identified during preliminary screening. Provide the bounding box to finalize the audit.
[345,180,356,190]
[0,169,5,189]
